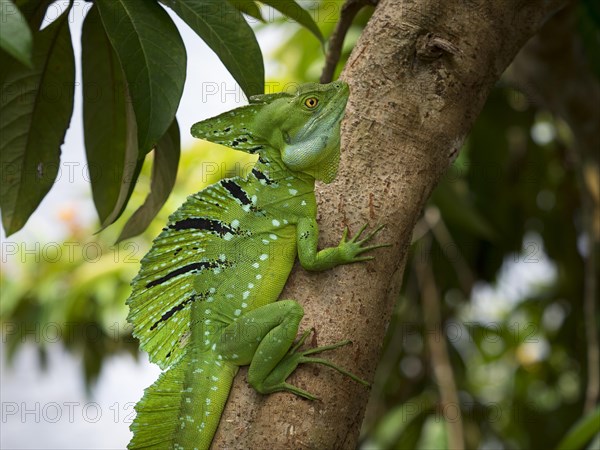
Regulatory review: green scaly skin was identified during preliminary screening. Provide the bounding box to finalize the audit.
[127,81,387,449]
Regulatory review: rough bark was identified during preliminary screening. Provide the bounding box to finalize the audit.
[211,0,569,448]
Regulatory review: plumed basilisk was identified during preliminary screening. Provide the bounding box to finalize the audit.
[127,81,387,449]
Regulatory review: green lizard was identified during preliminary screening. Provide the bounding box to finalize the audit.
[127,81,386,449]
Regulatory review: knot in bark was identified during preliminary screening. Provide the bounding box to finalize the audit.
[416,33,461,61]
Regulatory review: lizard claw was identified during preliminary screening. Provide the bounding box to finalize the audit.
[339,223,389,263]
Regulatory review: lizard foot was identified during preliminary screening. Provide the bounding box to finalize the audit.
[257,329,369,401]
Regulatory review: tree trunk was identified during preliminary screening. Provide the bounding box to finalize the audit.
[211,0,569,448]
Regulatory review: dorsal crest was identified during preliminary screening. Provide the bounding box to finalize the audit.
[191,104,266,154]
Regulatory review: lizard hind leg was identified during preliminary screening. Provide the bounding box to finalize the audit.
[260,327,370,401]
[215,300,368,401]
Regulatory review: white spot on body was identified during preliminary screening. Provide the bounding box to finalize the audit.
[289,188,298,195]
[260,254,268,260]
[272,219,280,226]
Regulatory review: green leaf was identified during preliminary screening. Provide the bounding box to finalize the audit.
[95,0,186,154]
[260,0,323,43]
[0,7,75,236]
[13,0,54,30]
[556,406,600,450]
[0,0,33,66]
[82,5,133,224]
[117,119,180,241]
[0,0,53,85]
[161,0,264,97]
[97,84,143,231]
[228,0,265,22]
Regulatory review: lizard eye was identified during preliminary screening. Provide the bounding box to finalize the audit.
[304,97,318,109]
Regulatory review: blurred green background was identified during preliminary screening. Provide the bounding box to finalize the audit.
[1,1,599,449]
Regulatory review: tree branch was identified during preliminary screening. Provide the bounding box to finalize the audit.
[320,0,378,84]
[416,215,464,450]
[211,0,569,447]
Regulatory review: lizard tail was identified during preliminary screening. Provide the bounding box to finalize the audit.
[128,358,186,449]
[129,348,238,450]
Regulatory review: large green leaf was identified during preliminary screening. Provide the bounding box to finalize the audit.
[229,0,265,22]
[161,0,264,97]
[82,5,134,224]
[117,119,180,241]
[97,85,144,231]
[0,0,52,85]
[260,0,323,43]
[0,0,33,66]
[95,0,186,154]
[13,0,54,30]
[0,7,74,236]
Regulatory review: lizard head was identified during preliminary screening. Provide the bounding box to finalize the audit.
[253,81,350,183]
[190,81,349,183]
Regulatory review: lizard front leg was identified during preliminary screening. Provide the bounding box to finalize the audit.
[297,217,388,271]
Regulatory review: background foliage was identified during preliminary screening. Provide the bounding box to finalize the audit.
[1,0,599,448]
